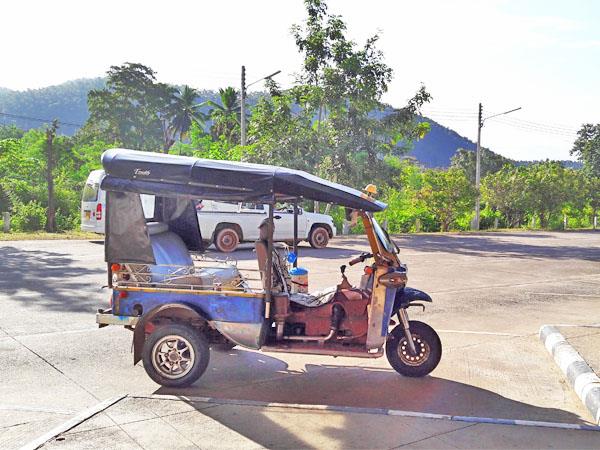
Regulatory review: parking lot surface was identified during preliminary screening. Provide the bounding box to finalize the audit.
[1,231,600,448]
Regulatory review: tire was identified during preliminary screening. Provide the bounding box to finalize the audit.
[308,226,330,249]
[214,227,240,252]
[142,323,210,388]
[385,321,442,377]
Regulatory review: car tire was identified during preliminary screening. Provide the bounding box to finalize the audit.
[385,321,442,377]
[142,323,210,388]
[214,227,240,252]
[308,226,330,249]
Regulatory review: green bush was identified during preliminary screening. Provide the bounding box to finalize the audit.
[56,209,80,231]
[11,201,47,232]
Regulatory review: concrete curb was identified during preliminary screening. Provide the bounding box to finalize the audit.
[133,394,600,432]
[20,395,127,450]
[540,325,600,424]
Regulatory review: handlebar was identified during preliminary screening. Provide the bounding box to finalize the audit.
[349,252,373,266]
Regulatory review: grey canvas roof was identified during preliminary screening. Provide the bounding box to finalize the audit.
[101,149,386,212]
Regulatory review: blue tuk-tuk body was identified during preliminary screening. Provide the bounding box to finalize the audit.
[97,149,440,387]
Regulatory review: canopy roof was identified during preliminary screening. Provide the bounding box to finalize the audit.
[101,149,386,212]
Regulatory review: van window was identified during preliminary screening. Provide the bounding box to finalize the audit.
[82,183,99,202]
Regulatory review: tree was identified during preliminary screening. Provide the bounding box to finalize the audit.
[418,168,477,231]
[0,124,24,140]
[86,63,173,152]
[523,161,571,228]
[45,120,59,232]
[162,85,206,151]
[202,87,241,145]
[586,177,600,229]
[571,123,600,177]
[482,165,529,228]
[0,126,79,232]
[451,147,515,184]
[249,0,431,188]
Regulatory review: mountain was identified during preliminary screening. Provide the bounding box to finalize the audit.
[0,78,580,169]
[409,117,475,167]
[0,78,105,132]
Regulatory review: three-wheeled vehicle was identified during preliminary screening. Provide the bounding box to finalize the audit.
[96,148,441,387]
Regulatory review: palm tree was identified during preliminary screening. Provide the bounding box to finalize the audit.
[162,85,206,152]
[201,87,241,145]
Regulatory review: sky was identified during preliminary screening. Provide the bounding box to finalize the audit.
[1,0,599,161]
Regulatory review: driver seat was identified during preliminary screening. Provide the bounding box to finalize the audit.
[254,218,342,308]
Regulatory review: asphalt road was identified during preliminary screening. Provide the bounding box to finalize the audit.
[1,231,600,448]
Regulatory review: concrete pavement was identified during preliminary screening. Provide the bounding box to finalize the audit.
[34,396,600,449]
[1,231,600,448]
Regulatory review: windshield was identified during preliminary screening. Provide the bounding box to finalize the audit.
[372,217,398,254]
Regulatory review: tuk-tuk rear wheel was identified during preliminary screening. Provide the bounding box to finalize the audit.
[142,323,210,387]
[386,321,441,377]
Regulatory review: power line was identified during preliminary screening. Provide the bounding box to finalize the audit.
[0,112,83,128]
[420,109,477,118]
[422,105,580,133]
[490,118,577,137]
[487,115,578,133]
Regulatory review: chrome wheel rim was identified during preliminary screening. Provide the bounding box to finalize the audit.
[397,334,430,367]
[152,335,195,379]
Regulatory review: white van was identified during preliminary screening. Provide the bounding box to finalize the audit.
[81,170,155,234]
[81,170,106,233]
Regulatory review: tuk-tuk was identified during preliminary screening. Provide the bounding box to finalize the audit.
[96,149,441,387]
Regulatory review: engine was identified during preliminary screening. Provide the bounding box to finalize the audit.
[275,289,371,344]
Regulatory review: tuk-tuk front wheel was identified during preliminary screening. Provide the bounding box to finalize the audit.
[386,321,441,377]
[142,324,210,387]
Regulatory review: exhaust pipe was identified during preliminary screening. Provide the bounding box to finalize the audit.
[283,304,344,344]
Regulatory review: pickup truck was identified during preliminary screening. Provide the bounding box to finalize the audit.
[81,170,336,252]
[198,200,337,252]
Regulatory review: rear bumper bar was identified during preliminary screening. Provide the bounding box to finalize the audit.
[96,309,139,327]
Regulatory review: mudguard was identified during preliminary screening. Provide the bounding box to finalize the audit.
[393,287,432,314]
[132,303,207,365]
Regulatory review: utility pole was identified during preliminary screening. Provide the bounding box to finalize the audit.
[471,104,522,231]
[240,65,247,146]
[45,119,59,233]
[240,67,281,146]
[473,103,483,230]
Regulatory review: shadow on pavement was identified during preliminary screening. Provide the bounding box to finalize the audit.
[0,246,102,312]
[153,348,589,449]
[219,232,600,263]
[392,233,600,261]
[205,242,367,262]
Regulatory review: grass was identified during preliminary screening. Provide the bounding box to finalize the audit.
[0,230,101,241]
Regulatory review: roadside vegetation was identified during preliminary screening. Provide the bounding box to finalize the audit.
[0,0,598,236]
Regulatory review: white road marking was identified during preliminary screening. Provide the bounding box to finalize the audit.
[437,329,524,337]
[530,293,600,298]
